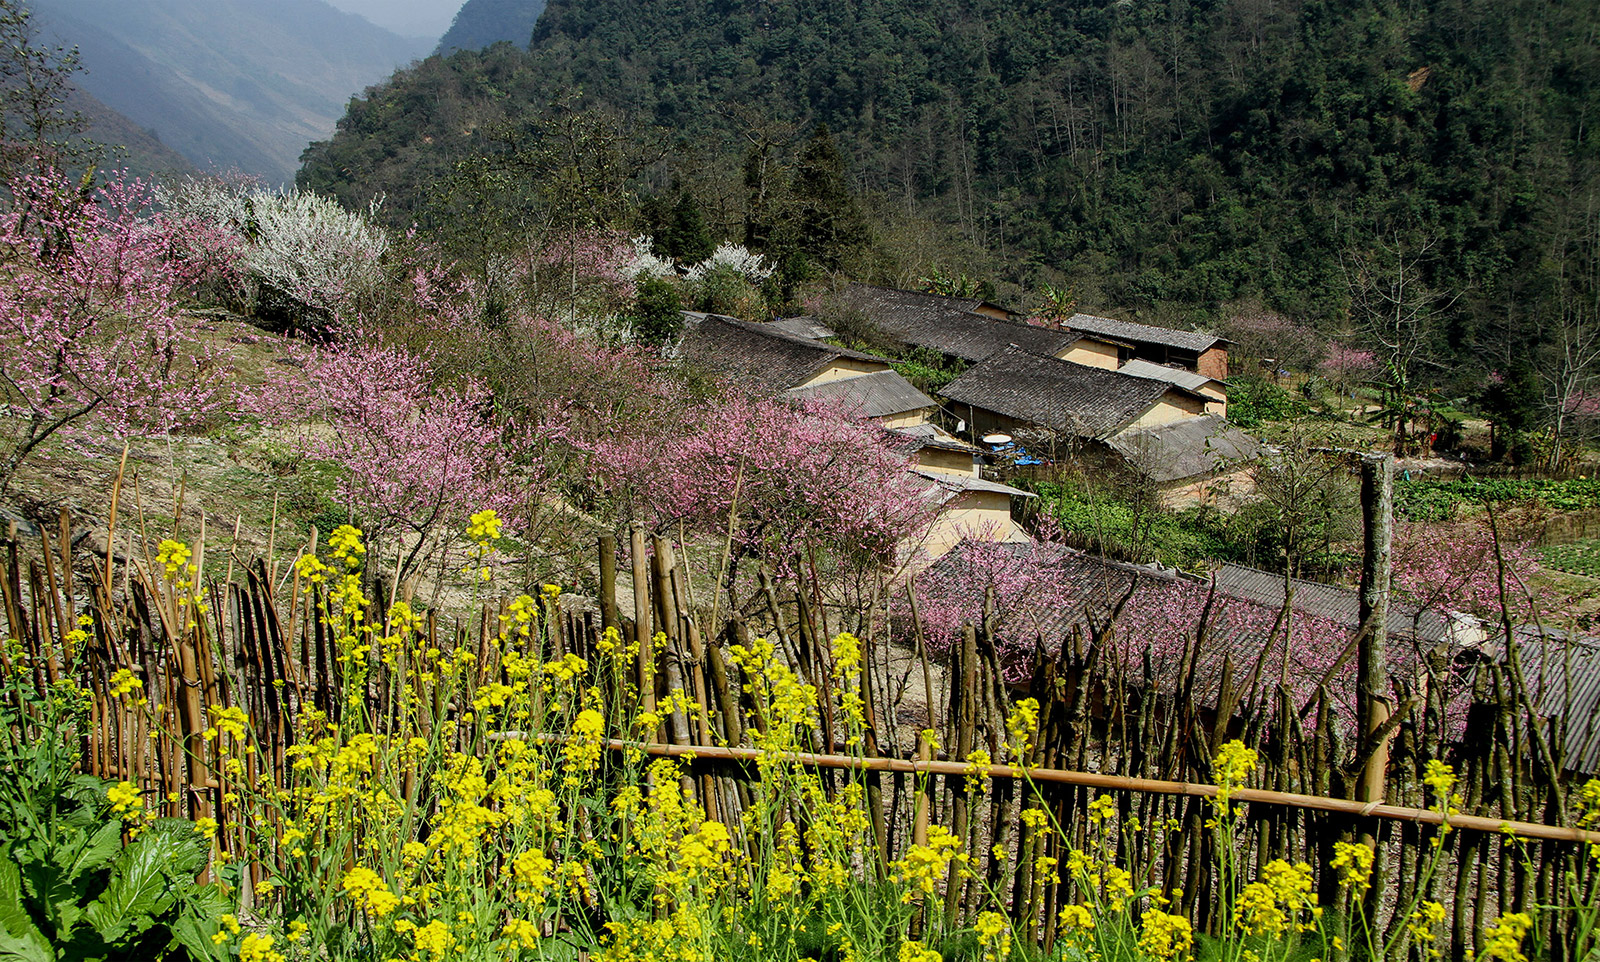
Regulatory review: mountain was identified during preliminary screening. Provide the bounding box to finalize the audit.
[436,0,545,54]
[301,0,1600,380]
[324,0,463,42]
[34,0,432,184]
[68,85,196,181]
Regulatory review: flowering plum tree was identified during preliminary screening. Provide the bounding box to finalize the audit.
[1389,520,1549,626]
[0,169,226,488]
[1319,341,1379,398]
[158,176,388,333]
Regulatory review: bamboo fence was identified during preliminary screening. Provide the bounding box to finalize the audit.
[1,513,1596,960]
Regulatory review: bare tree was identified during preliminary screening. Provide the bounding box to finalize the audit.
[1542,190,1600,468]
[0,0,91,182]
[1343,233,1458,454]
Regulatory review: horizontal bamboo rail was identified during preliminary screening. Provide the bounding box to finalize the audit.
[605,739,1600,846]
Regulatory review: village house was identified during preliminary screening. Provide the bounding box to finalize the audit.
[1118,359,1229,416]
[889,425,1033,565]
[939,345,1209,445]
[832,283,1127,369]
[1105,415,1263,506]
[677,312,936,427]
[1059,312,1231,381]
[677,312,1034,565]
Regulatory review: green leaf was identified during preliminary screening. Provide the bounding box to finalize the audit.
[0,861,50,962]
[169,885,235,962]
[63,821,124,884]
[81,823,203,941]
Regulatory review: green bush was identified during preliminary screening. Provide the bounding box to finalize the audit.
[1228,377,1310,429]
[0,675,228,960]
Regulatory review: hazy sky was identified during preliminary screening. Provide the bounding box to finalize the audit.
[323,0,462,39]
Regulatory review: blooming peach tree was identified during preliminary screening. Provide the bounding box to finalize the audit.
[253,336,527,584]
[588,394,932,592]
[0,168,226,488]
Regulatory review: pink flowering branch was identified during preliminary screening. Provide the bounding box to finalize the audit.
[252,335,532,583]
[0,168,228,487]
[585,393,934,587]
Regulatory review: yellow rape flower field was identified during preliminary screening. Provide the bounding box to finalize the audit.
[11,519,1591,962]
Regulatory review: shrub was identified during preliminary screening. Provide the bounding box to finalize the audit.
[1227,377,1310,428]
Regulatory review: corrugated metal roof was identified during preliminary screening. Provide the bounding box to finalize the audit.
[915,469,1035,500]
[918,540,1356,702]
[888,424,983,457]
[1065,313,1224,355]
[786,369,936,419]
[834,283,1073,362]
[679,313,888,393]
[1107,415,1263,483]
[939,346,1189,439]
[1119,359,1220,393]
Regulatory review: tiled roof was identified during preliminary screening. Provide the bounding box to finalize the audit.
[786,369,936,419]
[1107,414,1262,483]
[834,283,1072,362]
[679,312,887,392]
[1209,563,1453,646]
[1119,359,1222,393]
[1064,313,1225,354]
[939,346,1186,438]
[765,316,837,341]
[1475,628,1600,773]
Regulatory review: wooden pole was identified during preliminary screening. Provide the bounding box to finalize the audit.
[1355,453,1394,811]
[598,535,619,634]
[568,739,1600,845]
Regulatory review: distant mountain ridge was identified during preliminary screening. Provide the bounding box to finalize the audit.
[437,0,545,54]
[68,85,196,181]
[34,0,431,183]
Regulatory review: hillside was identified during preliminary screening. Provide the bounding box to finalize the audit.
[436,0,546,53]
[68,85,196,181]
[325,0,462,41]
[300,0,1600,385]
[34,0,431,183]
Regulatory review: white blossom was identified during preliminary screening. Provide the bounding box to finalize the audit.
[684,241,773,282]
[626,235,678,280]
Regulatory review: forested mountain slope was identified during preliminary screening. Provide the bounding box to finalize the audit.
[437,0,546,54]
[35,0,430,183]
[301,0,1600,379]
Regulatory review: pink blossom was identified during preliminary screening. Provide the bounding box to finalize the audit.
[0,168,228,484]
[585,393,934,582]
[252,335,530,581]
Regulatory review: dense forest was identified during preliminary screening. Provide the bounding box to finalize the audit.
[300,0,1600,392]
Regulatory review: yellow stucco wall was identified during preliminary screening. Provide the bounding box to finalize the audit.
[1158,467,1257,509]
[914,447,979,477]
[797,358,890,387]
[1125,393,1206,430]
[1057,339,1120,370]
[916,491,1029,563]
[879,408,936,429]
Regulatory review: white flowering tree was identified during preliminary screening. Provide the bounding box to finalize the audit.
[159,177,389,333]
